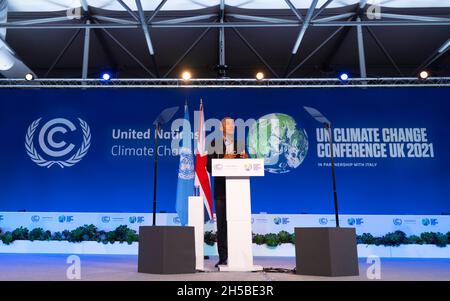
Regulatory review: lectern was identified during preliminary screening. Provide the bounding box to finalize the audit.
[211,158,264,272]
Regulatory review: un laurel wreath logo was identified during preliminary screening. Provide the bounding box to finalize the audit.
[177,147,194,180]
[25,118,91,168]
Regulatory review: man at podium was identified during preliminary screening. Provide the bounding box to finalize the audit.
[207,117,247,268]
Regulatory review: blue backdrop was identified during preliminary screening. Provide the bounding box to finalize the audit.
[0,88,449,215]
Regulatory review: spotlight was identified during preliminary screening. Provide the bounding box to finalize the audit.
[181,71,192,81]
[339,73,349,81]
[25,73,34,81]
[101,73,112,81]
[419,70,429,80]
[255,72,264,81]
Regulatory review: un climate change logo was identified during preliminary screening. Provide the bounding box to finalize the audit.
[25,118,91,168]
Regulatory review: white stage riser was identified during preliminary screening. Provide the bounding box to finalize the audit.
[0,241,449,258]
[0,212,448,237]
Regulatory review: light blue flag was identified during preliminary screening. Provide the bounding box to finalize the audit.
[175,102,195,226]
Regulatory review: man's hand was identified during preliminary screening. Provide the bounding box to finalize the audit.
[224,153,237,159]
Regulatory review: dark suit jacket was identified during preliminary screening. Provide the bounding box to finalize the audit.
[206,139,246,200]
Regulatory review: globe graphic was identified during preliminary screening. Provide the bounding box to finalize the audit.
[247,113,308,174]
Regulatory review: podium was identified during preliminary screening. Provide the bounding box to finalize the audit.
[211,158,264,272]
[188,196,205,270]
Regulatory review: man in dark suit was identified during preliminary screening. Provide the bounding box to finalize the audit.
[207,117,247,268]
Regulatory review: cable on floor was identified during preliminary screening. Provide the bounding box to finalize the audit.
[262,267,296,274]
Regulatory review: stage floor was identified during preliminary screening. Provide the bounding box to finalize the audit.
[0,254,449,281]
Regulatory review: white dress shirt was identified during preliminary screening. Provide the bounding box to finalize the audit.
[224,137,235,155]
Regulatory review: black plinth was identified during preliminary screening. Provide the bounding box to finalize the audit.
[138,226,196,274]
[295,227,359,277]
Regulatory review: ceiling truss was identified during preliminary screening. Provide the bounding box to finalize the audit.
[0,0,449,81]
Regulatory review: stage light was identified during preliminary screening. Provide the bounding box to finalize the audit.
[255,72,264,81]
[25,73,34,81]
[101,73,112,81]
[339,73,349,81]
[181,71,192,81]
[419,71,429,80]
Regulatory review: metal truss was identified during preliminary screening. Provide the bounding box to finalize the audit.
[1,0,450,79]
[1,77,449,89]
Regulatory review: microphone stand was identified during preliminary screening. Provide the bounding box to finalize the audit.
[304,106,340,227]
[152,122,160,226]
[150,106,179,226]
[326,122,340,227]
